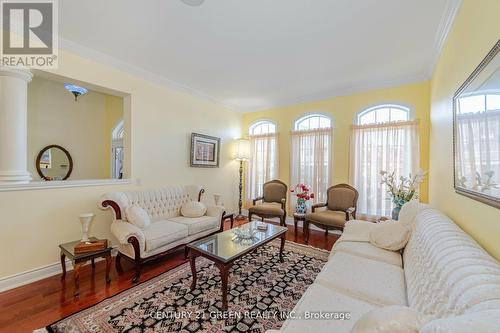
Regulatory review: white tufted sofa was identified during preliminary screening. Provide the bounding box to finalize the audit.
[99,185,224,283]
[269,202,500,333]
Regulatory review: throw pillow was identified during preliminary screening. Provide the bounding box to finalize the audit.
[125,205,151,229]
[181,201,207,218]
[351,305,429,333]
[369,221,410,251]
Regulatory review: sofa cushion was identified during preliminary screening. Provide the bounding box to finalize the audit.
[306,210,346,227]
[180,201,207,218]
[248,202,284,216]
[167,215,218,236]
[419,310,500,333]
[351,305,429,333]
[279,283,376,333]
[317,252,407,306]
[369,221,410,251]
[125,205,151,229]
[331,241,402,267]
[143,220,188,252]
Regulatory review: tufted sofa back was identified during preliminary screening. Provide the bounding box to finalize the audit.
[403,208,500,319]
[101,185,202,222]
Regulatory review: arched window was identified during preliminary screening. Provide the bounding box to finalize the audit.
[294,114,331,130]
[249,120,276,135]
[246,120,278,201]
[290,114,332,205]
[351,104,419,217]
[111,120,124,179]
[356,104,411,125]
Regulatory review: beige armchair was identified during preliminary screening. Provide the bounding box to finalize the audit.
[248,179,288,226]
[304,183,358,243]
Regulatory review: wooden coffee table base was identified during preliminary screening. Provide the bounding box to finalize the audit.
[189,232,286,310]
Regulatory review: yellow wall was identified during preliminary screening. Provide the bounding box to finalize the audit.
[429,0,500,259]
[0,49,241,280]
[27,76,123,180]
[242,81,431,205]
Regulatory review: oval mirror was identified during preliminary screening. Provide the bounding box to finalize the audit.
[36,145,73,181]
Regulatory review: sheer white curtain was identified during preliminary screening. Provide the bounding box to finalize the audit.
[290,128,332,212]
[350,120,420,218]
[246,133,278,204]
[456,110,500,195]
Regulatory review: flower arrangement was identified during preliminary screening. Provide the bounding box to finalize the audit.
[291,183,315,214]
[380,170,425,217]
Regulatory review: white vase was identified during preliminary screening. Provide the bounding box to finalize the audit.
[213,193,222,206]
[79,213,95,242]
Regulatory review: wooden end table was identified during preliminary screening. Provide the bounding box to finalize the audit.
[59,237,112,297]
[293,213,306,235]
[188,221,287,310]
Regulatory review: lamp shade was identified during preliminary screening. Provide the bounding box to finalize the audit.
[235,138,250,161]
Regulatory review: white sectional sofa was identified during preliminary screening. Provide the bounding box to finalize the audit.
[99,185,224,282]
[271,202,500,332]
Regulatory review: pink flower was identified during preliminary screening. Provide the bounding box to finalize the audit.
[310,193,315,199]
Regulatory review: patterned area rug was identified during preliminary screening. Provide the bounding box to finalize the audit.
[48,240,329,333]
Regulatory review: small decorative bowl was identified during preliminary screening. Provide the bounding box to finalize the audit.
[232,227,258,244]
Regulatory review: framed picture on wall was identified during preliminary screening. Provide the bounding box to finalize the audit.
[190,133,220,168]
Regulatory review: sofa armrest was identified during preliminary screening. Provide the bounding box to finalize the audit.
[110,220,146,252]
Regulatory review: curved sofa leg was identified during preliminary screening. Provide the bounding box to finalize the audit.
[115,252,123,273]
[248,212,253,222]
[128,236,142,283]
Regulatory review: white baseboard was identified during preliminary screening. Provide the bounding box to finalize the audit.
[0,248,117,293]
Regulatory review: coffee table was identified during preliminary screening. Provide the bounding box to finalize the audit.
[188,221,288,310]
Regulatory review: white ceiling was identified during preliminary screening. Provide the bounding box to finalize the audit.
[59,0,461,112]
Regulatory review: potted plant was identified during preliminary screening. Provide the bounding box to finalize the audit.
[380,170,425,220]
[290,183,315,214]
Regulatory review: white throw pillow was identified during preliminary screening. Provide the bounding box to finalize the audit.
[125,205,151,229]
[351,306,429,333]
[369,221,410,251]
[181,201,207,218]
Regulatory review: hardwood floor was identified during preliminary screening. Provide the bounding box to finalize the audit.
[0,219,339,333]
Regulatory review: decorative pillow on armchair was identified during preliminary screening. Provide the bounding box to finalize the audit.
[181,201,207,218]
[369,221,410,251]
[351,305,429,333]
[125,205,151,229]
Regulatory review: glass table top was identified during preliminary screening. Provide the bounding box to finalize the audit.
[188,222,287,263]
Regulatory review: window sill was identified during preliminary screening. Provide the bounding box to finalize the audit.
[0,178,136,192]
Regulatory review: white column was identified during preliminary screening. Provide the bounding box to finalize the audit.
[0,67,33,184]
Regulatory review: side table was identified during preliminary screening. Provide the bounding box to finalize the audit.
[293,213,306,235]
[59,237,112,297]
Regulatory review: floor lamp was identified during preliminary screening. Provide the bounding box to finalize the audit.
[235,138,250,220]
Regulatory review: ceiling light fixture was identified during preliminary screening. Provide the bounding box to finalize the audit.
[181,0,204,6]
[64,83,88,101]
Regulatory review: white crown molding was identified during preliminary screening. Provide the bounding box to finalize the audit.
[58,0,462,114]
[240,72,429,113]
[426,0,463,78]
[59,38,239,112]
